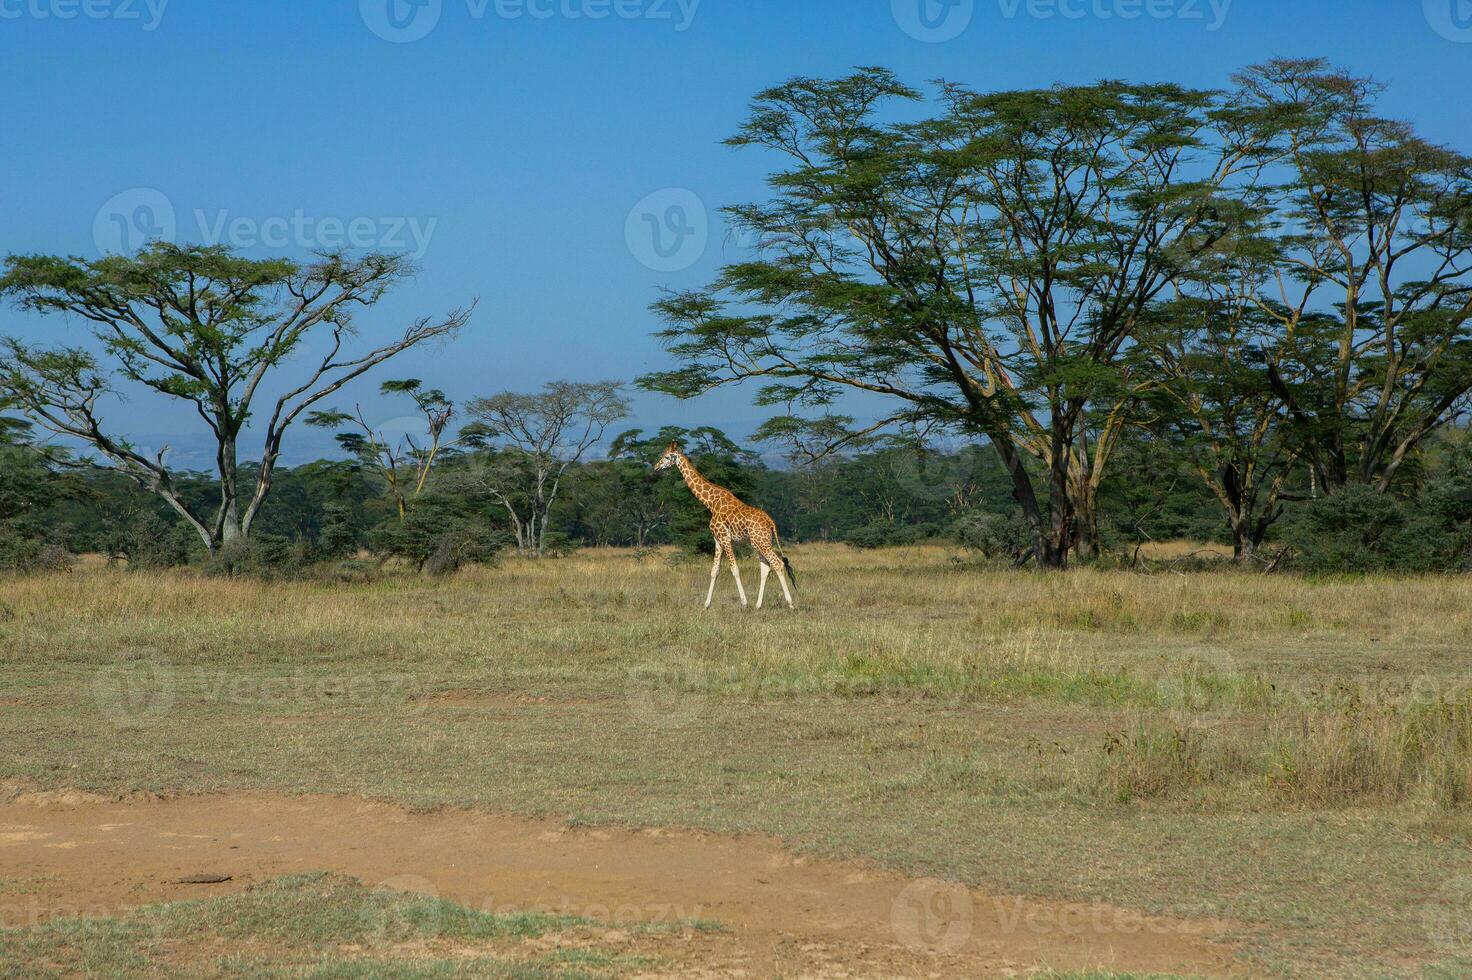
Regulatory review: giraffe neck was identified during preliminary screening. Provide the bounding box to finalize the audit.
[674,453,725,513]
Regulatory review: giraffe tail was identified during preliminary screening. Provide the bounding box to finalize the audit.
[774,533,797,592]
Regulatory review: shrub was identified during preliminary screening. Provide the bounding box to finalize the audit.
[102,511,198,569]
[370,506,508,574]
[951,511,1032,562]
[1285,484,1472,573]
[202,534,315,579]
[0,519,73,573]
[843,521,940,549]
[316,502,362,559]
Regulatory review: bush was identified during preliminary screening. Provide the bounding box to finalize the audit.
[0,519,73,573]
[951,511,1032,562]
[202,534,315,579]
[843,521,940,549]
[1285,484,1472,573]
[316,502,362,559]
[103,511,198,569]
[370,506,508,574]
[318,558,381,584]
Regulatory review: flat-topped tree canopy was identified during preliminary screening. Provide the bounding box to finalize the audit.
[640,67,1280,568]
[641,61,1472,569]
[0,242,472,555]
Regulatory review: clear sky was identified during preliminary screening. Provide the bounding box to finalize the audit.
[2,0,1469,465]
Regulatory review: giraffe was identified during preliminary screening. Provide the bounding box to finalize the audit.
[654,441,796,610]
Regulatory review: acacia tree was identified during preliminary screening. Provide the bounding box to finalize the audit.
[1137,296,1297,563]
[1234,59,1472,493]
[307,379,455,520]
[460,380,628,556]
[0,243,470,555]
[640,69,1276,568]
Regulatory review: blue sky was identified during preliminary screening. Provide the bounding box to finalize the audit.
[2,0,1470,465]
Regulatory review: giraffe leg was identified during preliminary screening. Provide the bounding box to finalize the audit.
[756,560,770,609]
[759,546,796,610]
[704,545,722,609]
[726,543,748,608]
[775,561,795,609]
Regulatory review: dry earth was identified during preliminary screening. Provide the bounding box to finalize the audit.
[0,789,1242,978]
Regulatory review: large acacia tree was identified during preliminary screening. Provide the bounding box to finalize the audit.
[1234,59,1472,493]
[0,243,470,555]
[640,68,1279,568]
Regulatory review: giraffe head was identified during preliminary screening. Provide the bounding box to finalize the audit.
[653,440,683,472]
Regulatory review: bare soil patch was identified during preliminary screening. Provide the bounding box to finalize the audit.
[0,790,1243,977]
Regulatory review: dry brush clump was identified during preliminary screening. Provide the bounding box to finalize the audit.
[1096,694,1472,810]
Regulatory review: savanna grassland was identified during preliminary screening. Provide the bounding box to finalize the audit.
[2,544,1472,978]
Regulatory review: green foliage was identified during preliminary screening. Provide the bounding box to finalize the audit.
[0,410,78,572]
[1286,483,1472,574]
[103,510,199,569]
[202,535,317,580]
[369,496,509,575]
[0,243,469,555]
[952,511,1033,563]
[0,520,72,573]
[317,502,363,560]
[842,521,941,549]
[640,60,1472,569]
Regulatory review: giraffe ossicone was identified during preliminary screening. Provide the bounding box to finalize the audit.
[654,441,796,610]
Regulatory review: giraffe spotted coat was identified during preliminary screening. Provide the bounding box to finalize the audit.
[654,441,796,610]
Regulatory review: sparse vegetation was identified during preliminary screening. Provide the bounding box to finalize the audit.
[0,873,642,979]
[3,545,1471,976]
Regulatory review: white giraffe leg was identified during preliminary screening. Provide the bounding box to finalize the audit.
[775,560,795,609]
[704,546,722,609]
[728,548,749,608]
[756,561,770,609]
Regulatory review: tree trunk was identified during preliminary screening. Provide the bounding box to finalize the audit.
[1069,480,1099,563]
[1230,517,1254,565]
[989,433,1067,570]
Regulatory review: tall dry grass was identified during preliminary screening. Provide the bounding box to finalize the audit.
[4,543,1471,812]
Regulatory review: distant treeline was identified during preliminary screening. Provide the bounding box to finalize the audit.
[5,413,1472,575]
